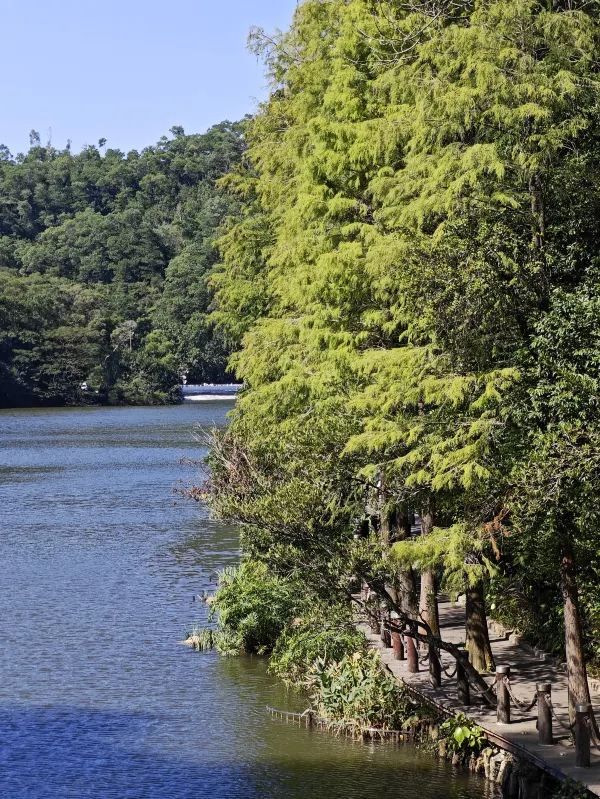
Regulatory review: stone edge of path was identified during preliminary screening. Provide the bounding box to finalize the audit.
[357,607,600,797]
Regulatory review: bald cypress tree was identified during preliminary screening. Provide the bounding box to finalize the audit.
[211,0,600,703]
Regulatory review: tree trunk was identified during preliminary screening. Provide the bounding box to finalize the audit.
[379,492,391,550]
[396,509,419,620]
[394,511,420,671]
[419,570,439,634]
[419,506,439,649]
[465,580,495,673]
[399,567,418,617]
[401,569,420,676]
[560,535,591,723]
[378,476,400,629]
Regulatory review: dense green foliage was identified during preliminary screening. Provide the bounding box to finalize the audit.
[196,559,366,671]
[269,607,367,684]
[204,0,600,712]
[439,714,486,755]
[552,779,595,799]
[0,123,243,406]
[308,650,416,732]
[192,558,416,731]
[207,560,301,655]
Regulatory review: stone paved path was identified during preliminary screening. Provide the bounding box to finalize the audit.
[360,599,600,795]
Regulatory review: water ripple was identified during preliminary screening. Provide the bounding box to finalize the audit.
[0,405,497,799]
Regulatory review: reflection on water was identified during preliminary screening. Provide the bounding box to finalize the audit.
[0,405,498,799]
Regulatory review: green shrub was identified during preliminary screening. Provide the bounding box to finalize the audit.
[440,714,486,755]
[308,650,417,733]
[269,607,367,684]
[209,561,301,655]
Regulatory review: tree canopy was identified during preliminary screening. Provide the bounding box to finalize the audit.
[207,0,600,713]
[0,121,244,406]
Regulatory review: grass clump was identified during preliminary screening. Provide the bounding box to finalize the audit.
[187,560,302,655]
[211,561,300,655]
[186,627,216,652]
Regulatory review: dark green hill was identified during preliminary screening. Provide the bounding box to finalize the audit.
[0,122,244,407]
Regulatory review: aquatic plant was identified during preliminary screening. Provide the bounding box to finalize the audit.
[186,627,216,652]
[440,714,486,755]
[307,650,419,734]
[188,560,302,655]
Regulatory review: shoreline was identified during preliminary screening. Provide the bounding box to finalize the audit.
[359,604,599,799]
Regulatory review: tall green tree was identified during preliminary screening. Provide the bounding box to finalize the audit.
[209,0,600,711]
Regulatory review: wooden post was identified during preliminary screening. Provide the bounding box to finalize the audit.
[406,634,419,673]
[457,651,471,706]
[536,683,552,745]
[391,630,405,661]
[496,665,511,724]
[575,703,592,768]
[381,620,392,648]
[429,645,442,689]
[369,608,380,635]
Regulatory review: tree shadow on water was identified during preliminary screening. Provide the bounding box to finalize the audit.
[0,704,496,799]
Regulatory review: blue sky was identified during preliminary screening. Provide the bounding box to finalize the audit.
[1,0,299,156]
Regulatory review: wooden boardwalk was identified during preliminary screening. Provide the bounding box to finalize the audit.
[359,599,600,796]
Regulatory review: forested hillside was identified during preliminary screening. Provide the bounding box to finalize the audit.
[205,0,600,724]
[0,122,244,407]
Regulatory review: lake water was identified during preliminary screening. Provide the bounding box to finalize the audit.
[0,404,498,799]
